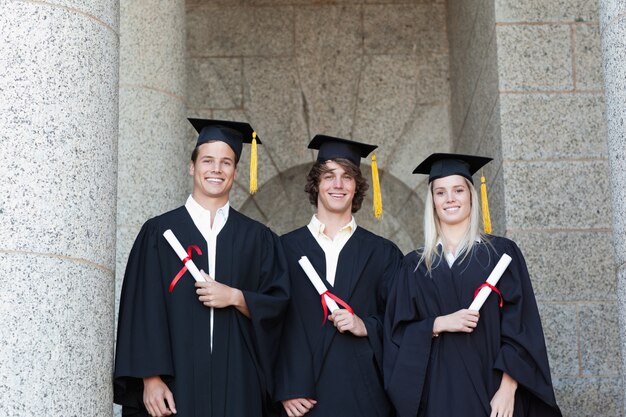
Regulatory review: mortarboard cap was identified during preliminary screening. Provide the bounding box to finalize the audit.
[308,134,383,219]
[188,118,262,194]
[412,153,493,184]
[308,135,377,167]
[188,118,261,163]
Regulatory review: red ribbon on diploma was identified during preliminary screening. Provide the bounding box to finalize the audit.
[169,245,202,293]
[320,290,354,325]
[473,282,503,308]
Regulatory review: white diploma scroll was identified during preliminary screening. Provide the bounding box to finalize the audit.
[163,229,206,282]
[468,253,512,311]
[298,256,340,313]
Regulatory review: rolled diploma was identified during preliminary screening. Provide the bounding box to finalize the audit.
[468,253,512,311]
[163,229,206,282]
[298,256,340,313]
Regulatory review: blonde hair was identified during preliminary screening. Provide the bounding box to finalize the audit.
[419,177,485,273]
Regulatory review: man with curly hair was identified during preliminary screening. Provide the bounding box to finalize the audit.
[275,135,403,417]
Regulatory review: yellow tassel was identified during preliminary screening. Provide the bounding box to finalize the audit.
[249,131,258,194]
[480,172,492,234]
[371,154,383,219]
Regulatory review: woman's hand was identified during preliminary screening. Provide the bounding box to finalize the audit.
[490,372,517,417]
[432,309,479,335]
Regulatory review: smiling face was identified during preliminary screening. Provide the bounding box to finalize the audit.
[431,174,472,228]
[316,160,357,218]
[189,141,237,207]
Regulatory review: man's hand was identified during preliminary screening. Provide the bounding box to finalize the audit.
[195,270,250,317]
[143,376,176,416]
[281,398,317,417]
[328,309,367,337]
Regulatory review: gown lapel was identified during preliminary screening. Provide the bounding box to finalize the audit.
[333,228,370,303]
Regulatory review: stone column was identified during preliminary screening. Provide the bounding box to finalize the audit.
[599,0,626,411]
[0,1,119,416]
[116,1,188,315]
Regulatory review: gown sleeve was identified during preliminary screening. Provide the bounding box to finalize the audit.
[383,255,437,417]
[362,241,403,372]
[273,232,316,402]
[273,291,317,401]
[493,239,562,414]
[113,220,174,408]
[239,227,290,399]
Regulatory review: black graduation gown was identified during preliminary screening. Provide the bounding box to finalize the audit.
[114,206,289,417]
[383,236,562,417]
[275,226,403,417]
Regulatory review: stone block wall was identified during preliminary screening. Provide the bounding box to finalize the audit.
[495,1,622,414]
[449,0,623,414]
[185,0,451,254]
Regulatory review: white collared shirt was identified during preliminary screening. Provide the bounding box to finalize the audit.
[185,195,229,351]
[307,215,357,286]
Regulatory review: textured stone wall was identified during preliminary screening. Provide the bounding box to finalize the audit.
[599,0,626,413]
[183,1,622,415]
[449,0,622,415]
[447,0,505,233]
[0,1,119,415]
[116,0,188,325]
[494,1,622,415]
[114,1,188,415]
[185,0,451,254]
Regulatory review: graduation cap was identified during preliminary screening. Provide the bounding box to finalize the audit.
[413,153,492,184]
[413,153,494,233]
[308,135,384,219]
[188,118,261,194]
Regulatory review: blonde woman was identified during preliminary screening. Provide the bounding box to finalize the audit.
[383,154,561,417]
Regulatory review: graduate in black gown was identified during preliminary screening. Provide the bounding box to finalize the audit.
[275,136,403,417]
[384,154,562,417]
[114,119,289,417]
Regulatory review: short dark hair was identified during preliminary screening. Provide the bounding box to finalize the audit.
[191,140,238,165]
[304,158,368,213]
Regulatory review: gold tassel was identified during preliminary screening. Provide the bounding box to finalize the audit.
[249,131,258,194]
[371,153,383,219]
[480,171,492,234]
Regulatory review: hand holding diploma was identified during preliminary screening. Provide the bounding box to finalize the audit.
[432,254,512,336]
[163,229,206,292]
[298,256,354,324]
[195,270,250,318]
[298,256,340,312]
[468,253,512,311]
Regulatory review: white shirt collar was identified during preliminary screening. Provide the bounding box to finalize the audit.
[185,195,230,230]
[307,214,356,239]
[186,195,229,220]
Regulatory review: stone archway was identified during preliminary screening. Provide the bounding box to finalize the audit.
[239,164,423,254]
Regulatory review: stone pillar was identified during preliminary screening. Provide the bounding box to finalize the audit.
[0,1,118,416]
[114,3,187,415]
[599,0,626,412]
[116,1,188,316]
[491,0,622,414]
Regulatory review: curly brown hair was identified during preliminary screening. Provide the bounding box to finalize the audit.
[304,158,368,213]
